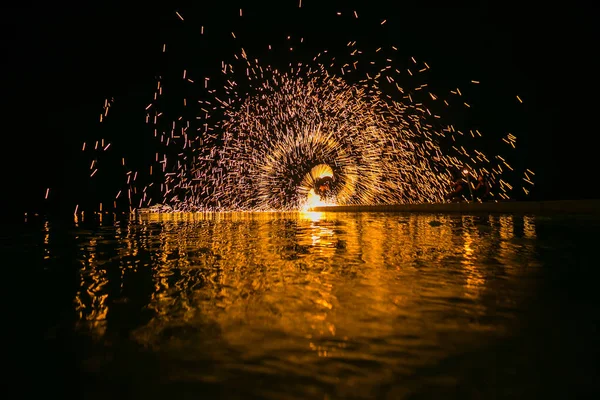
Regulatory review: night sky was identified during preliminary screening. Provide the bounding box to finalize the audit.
[2,1,598,216]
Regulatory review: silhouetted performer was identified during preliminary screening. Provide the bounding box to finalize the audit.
[473,174,491,202]
[315,176,333,197]
[445,172,468,202]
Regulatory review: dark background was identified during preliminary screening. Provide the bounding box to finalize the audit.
[1,0,598,217]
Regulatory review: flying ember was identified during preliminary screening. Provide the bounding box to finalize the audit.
[82,4,533,214]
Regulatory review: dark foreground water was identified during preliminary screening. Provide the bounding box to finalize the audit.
[7,212,600,398]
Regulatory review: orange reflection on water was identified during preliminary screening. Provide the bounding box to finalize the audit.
[71,211,539,391]
[43,220,50,260]
[74,236,109,338]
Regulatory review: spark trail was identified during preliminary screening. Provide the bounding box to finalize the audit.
[82,4,534,214]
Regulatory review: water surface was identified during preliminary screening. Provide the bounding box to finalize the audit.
[11,212,600,398]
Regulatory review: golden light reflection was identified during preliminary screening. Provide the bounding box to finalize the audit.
[523,215,536,239]
[73,212,539,365]
[43,220,51,260]
[74,236,109,339]
[299,210,324,222]
[461,228,486,299]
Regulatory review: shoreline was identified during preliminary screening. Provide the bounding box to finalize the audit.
[310,199,600,214]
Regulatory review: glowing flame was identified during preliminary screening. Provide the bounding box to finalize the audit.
[299,210,324,222]
[301,189,336,211]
